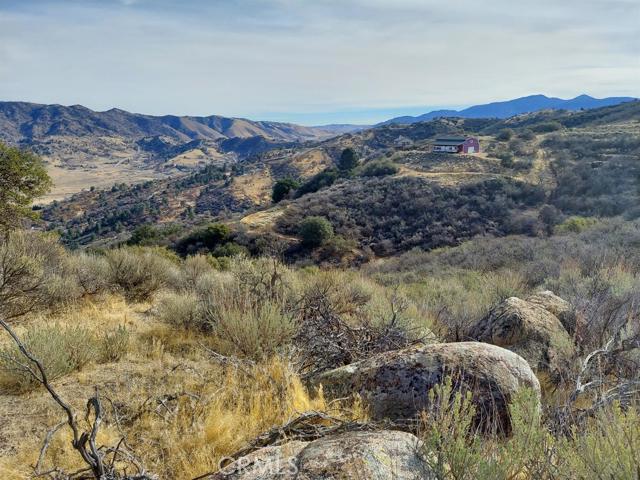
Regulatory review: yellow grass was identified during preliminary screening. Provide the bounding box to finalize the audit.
[0,296,363,479]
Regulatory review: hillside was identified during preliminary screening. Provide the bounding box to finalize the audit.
[0,102,338,202]
[380,94,636,125]
[40,101,640,258]
[0,102,335,144]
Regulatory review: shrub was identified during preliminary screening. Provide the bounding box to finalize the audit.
[175,223,231,255]
[532,121,562,133]
[156,291,204,330]
[555,216,598,234]
[157,258,298,359]
[360,160,399,177]
[0,230,80,318]
[0,324,96,392]
[99,325,130,362]
[496,129,515,141]
[560,403,640,479]
[104,247,174,301]
[299,216,334,248]
[295,169,340,197]
[209,301,296,360]
[338,147,358,171]
[212,242,249,258]
[127,224,162,246]
[519,129,535,141]
[271,178,300,203]
[68,252,111,296]
[168,254,218,292]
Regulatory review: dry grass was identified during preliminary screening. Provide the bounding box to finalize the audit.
[0,295,363,479]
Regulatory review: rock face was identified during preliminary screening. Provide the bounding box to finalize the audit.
[213,430,433,479]
[469,296,576,380]
[526,290,577,335]
[313,342,540,433]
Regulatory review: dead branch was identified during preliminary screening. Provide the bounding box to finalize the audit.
[35,421,67,475]
[0,314,156,479]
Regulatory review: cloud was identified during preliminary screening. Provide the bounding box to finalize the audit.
[0,0,638,123]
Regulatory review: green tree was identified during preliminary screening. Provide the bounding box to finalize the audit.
[0,142,51,231]
[338,148,359,171]
[127,224,161,246]
[299,216,334,248]
[175,223,231,254]
[272,178,300,203]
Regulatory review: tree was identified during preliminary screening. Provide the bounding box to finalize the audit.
[175,223,231,255]
[272,178,300,203]
[360,160,399,177]
[0,142,51,231]
[496,129,515,141]
[338,148,359,171]
[299,216,334,248]
[127,224,161,246]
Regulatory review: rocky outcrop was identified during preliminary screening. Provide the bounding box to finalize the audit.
[213,430,433,479]
[526,290,577,335]
[313,342,540,433]
[469,296,576,381]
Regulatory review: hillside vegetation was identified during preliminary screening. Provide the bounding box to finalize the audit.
[1,102,639,479]
[41,101,640,260]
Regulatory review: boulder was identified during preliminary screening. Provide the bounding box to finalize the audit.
[526,290,577,335]
[212,430,433,479]
[313,342,540,433]
[469,297,576,381]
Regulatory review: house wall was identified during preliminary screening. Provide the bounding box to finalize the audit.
[433,145,459,153]
[462,137,480,153]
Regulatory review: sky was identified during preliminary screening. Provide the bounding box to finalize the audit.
[0,0,638,125]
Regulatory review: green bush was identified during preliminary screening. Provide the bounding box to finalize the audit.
[299,216,334,248]
[212,242,249,258]
[295,169,340,197]
[555,216,598,234]
[338,147,359,171]
[360,160,399,177]
[127,224,162,246]
[272,178,300,203]
[175,223,231,255]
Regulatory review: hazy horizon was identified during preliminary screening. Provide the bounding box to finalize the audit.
[1,0,638,124]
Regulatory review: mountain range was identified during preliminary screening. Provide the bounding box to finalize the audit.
[0,101,334,144]
[378,94,636,125]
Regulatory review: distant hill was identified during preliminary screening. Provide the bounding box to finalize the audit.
[0,101,343,201]
[0,101,335,143]
[379,94,637,125]
[311,124,369,134]
[41,100,640,251]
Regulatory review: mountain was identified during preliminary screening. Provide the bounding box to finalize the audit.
[311,124,369,134]
[0,101,335,143]
[41,100,640,251]
[0,101,344,202]
[379,94,637,125]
